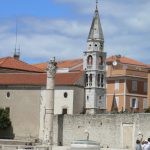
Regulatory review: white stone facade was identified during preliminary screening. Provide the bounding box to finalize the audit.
[83,6,106,114]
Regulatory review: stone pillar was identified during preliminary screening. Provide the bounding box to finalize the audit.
[43,57,57,150]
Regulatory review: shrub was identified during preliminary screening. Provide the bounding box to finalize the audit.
[0,108,11,129]
[145,107,150,113]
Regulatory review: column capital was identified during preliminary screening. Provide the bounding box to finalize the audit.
[47,57,57,78]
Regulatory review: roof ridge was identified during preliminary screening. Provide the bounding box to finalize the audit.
[12,57,44,72]
[122,56,147,66]
[57,58,82,63]
[0,57,11,66]
[57,71,83,74]
[107,55,148,67]
[69,63,83,70]
[0,57,44,72]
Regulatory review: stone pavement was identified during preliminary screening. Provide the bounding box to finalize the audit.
[53,146,129,150]
[0,145,130,150]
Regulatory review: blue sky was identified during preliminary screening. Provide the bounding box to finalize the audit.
[0,0,150,64]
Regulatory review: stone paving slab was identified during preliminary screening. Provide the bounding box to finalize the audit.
[0,145,130,150]
[53,146,129,150]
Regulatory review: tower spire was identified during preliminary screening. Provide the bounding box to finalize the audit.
[88,0,104,42]
[14,19,20,60]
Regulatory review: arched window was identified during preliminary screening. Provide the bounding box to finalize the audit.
[97,74,100,87]
[101,74,104,87]
[87,55,93,65]
[86,74,88,86]
[100,43,103,50]
[99,56,103,65]
[89,74,92,86]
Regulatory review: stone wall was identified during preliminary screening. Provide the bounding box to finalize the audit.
[54,114,150,149]
[0,87,41,140]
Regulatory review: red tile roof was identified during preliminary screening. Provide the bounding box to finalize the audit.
[107,56,148,67]
[55,71,84,86]
[34,58,83,71]
[57,59,83,68]
[0,72,84,86]
[0,57,44,72]
[0,73,46,86]
[34,56,149,71]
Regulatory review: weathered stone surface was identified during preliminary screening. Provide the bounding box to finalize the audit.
[53,114,150,149]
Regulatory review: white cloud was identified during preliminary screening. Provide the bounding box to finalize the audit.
[0,0,150,64]
[0,17,88,63]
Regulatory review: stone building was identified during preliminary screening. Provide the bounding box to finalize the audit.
[0,57,84,139]
[35,55,149,114]
[106,55,149,113]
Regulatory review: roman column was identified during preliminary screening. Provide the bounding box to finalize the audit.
[43,57,57,150]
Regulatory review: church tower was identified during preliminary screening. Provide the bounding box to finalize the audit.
[83,0,106,114]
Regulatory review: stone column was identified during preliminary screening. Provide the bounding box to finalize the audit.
[43,57,57,150]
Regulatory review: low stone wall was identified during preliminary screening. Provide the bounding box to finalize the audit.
[53,114,150,149]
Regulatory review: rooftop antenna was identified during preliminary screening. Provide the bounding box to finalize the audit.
[96,0,98,10]
[14,18,20,60]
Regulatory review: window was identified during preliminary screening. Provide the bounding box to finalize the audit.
[100,43,103,50]
[130,98,138,108]
[115,97,119,107]
[132,80,137,91]
[87,55,93,66]
[101,74,104,87]
[62,108,67,115]
[87,96,89,101]
[89,74,92,86]
[99,56,103,65]
[6,92,10,98]
[143,98,148,109]
[86,74,88,86]
[144,82,147,92]
[97,74,100,87]
[64,92,68,98]
[115,80,119,90]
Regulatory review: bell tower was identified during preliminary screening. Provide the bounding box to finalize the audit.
[83,0,106,114]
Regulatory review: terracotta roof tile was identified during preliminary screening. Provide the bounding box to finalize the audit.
[0,57,44,72]
[55,72,84,85]
[0,73,46,85]
[34,62,48,70]
[33,58,83,71]
[0,72,84,86]
[57,58,83,68]
[107,56,148,67]
[34,56,149,71]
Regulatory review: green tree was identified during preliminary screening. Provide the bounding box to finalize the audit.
[145,107,150,113]
[0,108,11,129]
